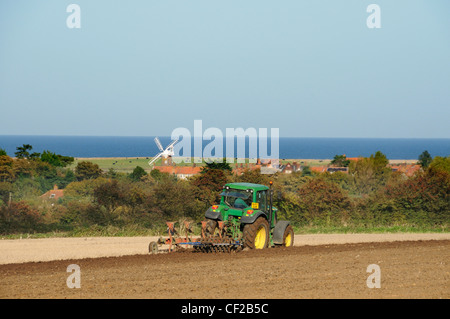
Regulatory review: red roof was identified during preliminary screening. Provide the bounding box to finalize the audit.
[390,164,421,177]
[310,166,328,173]
[40,185,64,200]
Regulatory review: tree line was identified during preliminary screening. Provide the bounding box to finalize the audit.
[0,145,448,235]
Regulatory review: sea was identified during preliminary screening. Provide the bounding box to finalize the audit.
[0,136,449,160]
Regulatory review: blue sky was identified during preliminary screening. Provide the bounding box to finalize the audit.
[0,0,449,138]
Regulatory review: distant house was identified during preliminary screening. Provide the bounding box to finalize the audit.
[40,185,64,200]
[346,157,362,162]
[327,167,349,173]
[306,165,350,174]
[232,162,262,176]
[152,165,202,180]
[260,159,280,169]
[174,166,203,179]
[282,163,294,174]
[292,162,301,172]
[343,155,362,162]
[390,164,421,177]
[254,158,283,174]
[279,162,301,174]
[310,166,328,173]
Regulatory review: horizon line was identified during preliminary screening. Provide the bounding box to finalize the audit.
[0,134,449,140]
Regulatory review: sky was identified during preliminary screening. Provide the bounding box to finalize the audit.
[0,0,449,138]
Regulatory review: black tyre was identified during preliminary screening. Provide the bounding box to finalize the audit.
[243,217,270,249]
[282,225,294,247]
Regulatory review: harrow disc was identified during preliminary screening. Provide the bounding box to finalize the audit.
[193,236,241,253]
[149,241,158,254]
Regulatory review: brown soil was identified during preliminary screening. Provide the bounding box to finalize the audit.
[1,240,448,299]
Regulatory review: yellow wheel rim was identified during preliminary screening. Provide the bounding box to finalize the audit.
[254,226,267,249]
[284,233,292,247]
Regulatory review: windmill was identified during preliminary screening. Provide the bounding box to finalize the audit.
[148,137,179,167]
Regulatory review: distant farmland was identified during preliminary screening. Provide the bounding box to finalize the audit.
[69,157,336,173]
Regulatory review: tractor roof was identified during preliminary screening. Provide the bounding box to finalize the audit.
[224,182,269,191]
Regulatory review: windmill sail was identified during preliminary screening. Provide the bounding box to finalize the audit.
[148,152,163,166]
[154,137,164,152]
[166,138,179,149]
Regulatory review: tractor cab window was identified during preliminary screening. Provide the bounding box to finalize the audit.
[257,190,267,212]
[220,189,252,209]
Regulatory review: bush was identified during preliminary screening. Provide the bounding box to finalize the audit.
[0,155,15,182]
[129,166,147,181]
[366,169,450,226]
[428,156,450,174]
[348,151,391,195]
[281,177,352,226]
[153,178,204,221]
[12,178,42,200]
[233,168,270,185]
[75,161,102,181]
[0,201,42,234]
[191,168,230,207]
[64,177,109,198]
[62,200,98,226]
[0,182,12,203]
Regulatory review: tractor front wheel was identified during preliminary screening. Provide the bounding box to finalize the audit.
[243,217,269,249]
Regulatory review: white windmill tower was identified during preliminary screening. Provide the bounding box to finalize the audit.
[148,137,179,167]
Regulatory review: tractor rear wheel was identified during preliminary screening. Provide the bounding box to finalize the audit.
[282,225,294,247]
[243,217,269,249]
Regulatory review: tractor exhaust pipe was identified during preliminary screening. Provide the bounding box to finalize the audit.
[268,181,273,227]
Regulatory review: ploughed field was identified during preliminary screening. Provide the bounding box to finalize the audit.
[0,235,448,299]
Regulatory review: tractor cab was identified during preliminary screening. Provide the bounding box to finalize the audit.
[219,188,252,209]
[206,182,279,229]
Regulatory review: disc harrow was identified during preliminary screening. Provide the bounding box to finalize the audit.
[192,236,242,253]
[148,220,243,254]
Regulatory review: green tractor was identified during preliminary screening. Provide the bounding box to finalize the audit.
[200,182,294,251]
[149,181,294,254]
